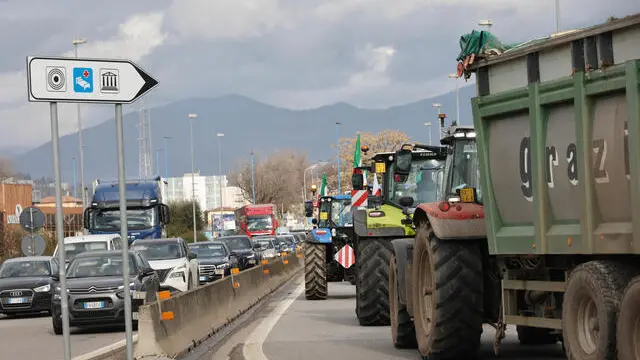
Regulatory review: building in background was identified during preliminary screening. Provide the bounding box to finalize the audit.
[165,172,249,211]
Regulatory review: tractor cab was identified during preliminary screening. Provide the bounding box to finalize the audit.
[438,125,482,206]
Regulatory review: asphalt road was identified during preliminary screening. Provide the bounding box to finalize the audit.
[0,313,132,360]
[194,275,566,360]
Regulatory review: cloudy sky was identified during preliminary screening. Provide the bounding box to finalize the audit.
[0,0,638,151]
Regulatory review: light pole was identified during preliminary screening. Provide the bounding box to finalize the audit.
[250,150,256,204]
[303,162,330,201]
[478,19,493,32]
[448,73,460,124]
[72,157,77,201]
[432,103,443,141]
[424,122,433,145]
[73,37,87,210]
[335,122,342,194]
[188,113,198,242]
[163,136,171,179]
[216,133,224,224]
[554,0,560,33]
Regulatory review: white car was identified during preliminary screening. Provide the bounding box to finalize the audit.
[131,238,199,293]
[53,234,124,268]
[252,237,280,259]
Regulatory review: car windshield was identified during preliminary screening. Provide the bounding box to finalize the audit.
[66,255,136,278]
[387,158,446,206]
[276,236,295,246]
[318,198,352,227]
[131,242,185,260]
[92,207,157,231]
[247,215,273,231]
[449,139,483,204]
[0,260,51,278]
[189,244,227,258]
[254,239,275,249]
[62,242,108,262]
[221,237,252,250]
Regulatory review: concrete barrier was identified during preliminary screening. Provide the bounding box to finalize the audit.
[134,251,302,358]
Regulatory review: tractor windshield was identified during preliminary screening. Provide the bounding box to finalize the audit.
[318,198,352,228]
[387,158,445,206]
[448,139,482,204]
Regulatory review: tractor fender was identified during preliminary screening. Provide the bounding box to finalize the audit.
[414,203,486,240]
[353,208,368,237]
[305,228,332,244]
[390,238,414,313]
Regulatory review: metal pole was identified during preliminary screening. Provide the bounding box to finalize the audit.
[190,117,197,242]
[72,157,77,200]
[218,135,223,219]
[555,0,560,33]
[455,78,460,124]
[164,137,169,179]
[250,150,256,204]
[51,102,71,360]
[335,122,341,194]
[74,44,86,210]
[115,104,134,360]
[428,126,432,145]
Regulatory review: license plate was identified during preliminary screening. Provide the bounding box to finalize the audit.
[83,301,104,309]
[214,269,225,275]
[132,291,146,300]
[132,312,139,320]
[459,188,475,203]
[199,276,206,281]
[8,297,25,304]
[248,259,256,264]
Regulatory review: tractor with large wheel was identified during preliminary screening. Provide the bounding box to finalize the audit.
[351,146,446,326]
[388,16,640,360]
[304,194,356,300]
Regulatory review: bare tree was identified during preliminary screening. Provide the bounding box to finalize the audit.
[229,150,309,215]
[0,157,13,182]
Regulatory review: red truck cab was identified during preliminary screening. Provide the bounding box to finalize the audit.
[234,204,278,238]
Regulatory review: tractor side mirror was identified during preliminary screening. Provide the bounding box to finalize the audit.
[83,208,93,229]
[304,201,313,217]
[159,204,171,224]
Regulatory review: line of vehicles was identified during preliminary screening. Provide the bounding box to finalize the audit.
[302,14,640,360]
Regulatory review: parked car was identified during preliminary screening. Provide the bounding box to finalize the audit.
[0,256,58,316]
[50,250,159,334]
[131,238,198,293]
[252,236,280,260]
[218,235,258,270]
[188,241,239,285]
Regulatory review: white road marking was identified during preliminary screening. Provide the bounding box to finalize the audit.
[242,283,304,360]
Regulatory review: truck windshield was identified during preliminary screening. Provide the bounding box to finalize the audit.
[247,215,273,231]
[93,207,157,231]
[449,139,482,204]
[387,159,445,206]
[319,198,352,227]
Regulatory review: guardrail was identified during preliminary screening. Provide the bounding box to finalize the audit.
[133,251,303,358]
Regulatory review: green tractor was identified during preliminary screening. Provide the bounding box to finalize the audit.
[351,145,447,326]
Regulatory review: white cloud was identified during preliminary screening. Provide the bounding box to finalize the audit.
[167,0,294,40]
[0,12,167,148]
[348,45,396,88]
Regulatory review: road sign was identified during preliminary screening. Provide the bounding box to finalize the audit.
[334,244,355,269]
[27,56,158,104]
[21,234,46,256]
[19,207,45,231]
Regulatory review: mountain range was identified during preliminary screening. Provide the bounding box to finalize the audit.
[11,84,477,182]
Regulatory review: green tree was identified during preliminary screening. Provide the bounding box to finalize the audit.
[166,200,205,242]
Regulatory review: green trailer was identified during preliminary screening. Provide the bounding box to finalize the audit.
[389,13,640,360]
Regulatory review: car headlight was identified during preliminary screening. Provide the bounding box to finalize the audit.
[174,264,187,271]
[170,271,185,279]
[34,284,51,292]
[246,254,255,259]
[217,263,230,269]
[117,282,135,290]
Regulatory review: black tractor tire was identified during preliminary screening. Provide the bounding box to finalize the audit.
[617,276,640,360]
[304,243,328,300]
[327,260,343,282]
[412,224,483,359]
[562,260,635,360]
[390,253,417,349]
[516,326,558,345]
[355,238,393,326]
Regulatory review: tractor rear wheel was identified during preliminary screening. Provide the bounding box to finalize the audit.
[355,238,393,326]
[304,243,328,300]
[412,224,483,359]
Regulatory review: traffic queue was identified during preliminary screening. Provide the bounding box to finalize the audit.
[0,230,307,334]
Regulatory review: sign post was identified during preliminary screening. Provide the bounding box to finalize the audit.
[27,55,158,360]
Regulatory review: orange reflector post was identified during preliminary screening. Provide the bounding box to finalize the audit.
[297,254,302,258]
[261,259,269,265]
[161,311,174,321]
[158,291,171,300]
[233,281,240,289]
[263,269,270,275]
[281,252,287,257]
[231,268,240,275]
[283,259,289,265]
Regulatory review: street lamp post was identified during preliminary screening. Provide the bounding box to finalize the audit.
[335,122,342,194]
[303,162,330,201]
[448,73,460,124]
[216,133,225,227]
[188,113,198,242]
[432,103,442,141]
[478,19,493,32]
[424,122,433,145]
[72,157,77,201]
[250,150,256,204]
[72,38,87,210]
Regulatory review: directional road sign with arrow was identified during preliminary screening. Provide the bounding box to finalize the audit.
[26,56,158,104]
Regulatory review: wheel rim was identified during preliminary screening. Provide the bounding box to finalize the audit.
[417,247,434,337]
[576,294,598,354]
[633,306,640,359]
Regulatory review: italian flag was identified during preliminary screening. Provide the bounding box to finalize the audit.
[353,133,367,186]
[372,174,381,196]
[320,173,328,196]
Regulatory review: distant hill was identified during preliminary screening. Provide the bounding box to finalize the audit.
[12,85,476,182]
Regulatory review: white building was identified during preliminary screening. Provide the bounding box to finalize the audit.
[165,172,248,210]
